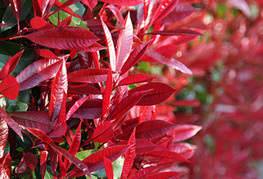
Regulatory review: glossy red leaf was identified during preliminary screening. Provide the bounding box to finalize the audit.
[15,152,38,174]
[146,50,192,75]
[0,108,23,141]
[142,29,204,36]
[169,125,202,142]
[40,150,48,179]
[9,0,21,31]
[26,127,91,177]
[68,84,102,95]
[82,0,97,10]
[0,50,24,80]
[68,69,109,83]
[143,172,180,179]
[110,89,151,122]
[100,0,143,6]
[121,129,136,179]
[49,61,68,122]
[116,13,133,71]
[65,121,82,170]
[0,153,11,178]
[118,74,154,86]
[69,145,130,177]
[129,82,176,106]
[102,68,113,121]
[52,0,82,16]
[0,164,9,179]
[47,121,67,138]
[22,27,99,51]
[136,120,176,139]
[90,121,114,143]
[0,76,19,100]
[65,96,89,121]
[104,157,114,179]
[9,111,52,134]
[16,58,63,91]
[120,40,152,75]
[130,166,159,179]
[34,49,58,59]
[135,139,157,154]
[101,18,117,71]
[146,150,189,163]
[106,4,125,26]
[172,143,195,159]
[152,0,179,25]
[72,107,101,119]
[30,16,54,31]
[162,2,198,24]
[52,0,82,19]
[0,116,8,158]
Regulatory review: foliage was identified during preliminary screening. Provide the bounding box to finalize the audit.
[0,0,204,178]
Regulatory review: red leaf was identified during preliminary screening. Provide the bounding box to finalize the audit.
[49,61,68,122]
[82,0,97,10]
[65,96,89,121]
[34,49,58,59]
[141,29,204,36]
[135,139,157,154]
[149,0,179,27]
[52,0,83,19]
[69,145,130,177]
[26,127,91,177]
[30,16,54,31]
[110,90,152,122]
[104,157,114,179]
[90,121,114,143]
[169,125,201,142]
[9,0,21,31]
[129,82,176,106]
[0,76,19,100]
[0,108,23,141]
[121,129,136,179]
[65,121,82,170]
[118,74,154,86]
[68,84,102,95]
[130,166,159,179]
[16,58,64,91]
[15,152,38,174]
[22,27,99,51]
[171,143,195,159]
[102,68,113,121]
[146,150,189,163]
[0,50,24,80]
[40,150,48,179]
[136,120,176,139]
[162,2,198,24]
[120,40,152,75]
[101,18,117,71]
[100,0,143,6]
[143,172,180,179]
[68,69,109,83]
[0,116,8,158]
[146,50,192,74]
[0,153,11,178]
[116,13,133,71]
[9,111,52,134]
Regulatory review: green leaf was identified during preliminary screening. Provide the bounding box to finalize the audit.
[48,2,85,27]
[1,0,32,32]
[93,157,124,179]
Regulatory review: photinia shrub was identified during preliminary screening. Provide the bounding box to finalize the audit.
[0,0,203,178]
